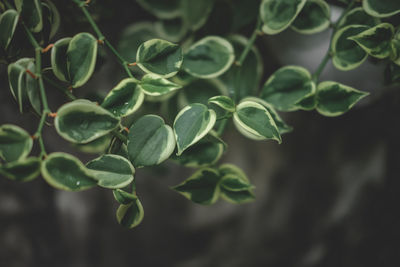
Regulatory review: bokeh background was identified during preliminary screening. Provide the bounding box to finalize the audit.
[1,1,400,266]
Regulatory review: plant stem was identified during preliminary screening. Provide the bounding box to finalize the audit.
[42,75,76,100]
[236,16,262,66]
[112,129,128,144]
[312,0,357,82]
[22,23,51,157]
[73,0,134,78]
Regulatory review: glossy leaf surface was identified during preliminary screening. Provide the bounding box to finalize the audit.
[116,198,144,228]
[0,9,19,50]
[0,124,32,163]
[291,0,330,34]
[0,157,41,182]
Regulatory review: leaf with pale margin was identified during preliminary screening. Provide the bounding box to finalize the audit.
[363,0,400,18]
[0,9,19,50]
[101,78,144,117]
[116,198,144,228]
[182,36,235,79]
[86,154,135,189]
[0,124,33,163]
[349,23,394,59]
[174,103,216,155]
[128,115,175,167]
[291,0,330,34]
[41,152,97,191]
[172,168,221,205]
[51,37,71,82]
[316,81,369,117]
[0,157,41,182]
[136,39,183,78]
[139,74,182,96]
[55,99,120,144]
[260,0,307,34]
[233,100,282,142]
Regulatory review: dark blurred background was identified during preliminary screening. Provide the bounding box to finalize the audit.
[1,1,400,266]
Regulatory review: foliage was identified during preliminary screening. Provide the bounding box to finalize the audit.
[0,0,399,228]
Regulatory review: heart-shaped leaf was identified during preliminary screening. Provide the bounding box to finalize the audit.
[14,0,43,32]
[55,99,120,144]
[86,154,135,189]
[0,9,19,50]
[101,78,144,117]
[208,95,236,113]
[260,0,307,34]
[260,65,315,111]
[0,157,41,182]
[171,134,225,168]
[67,32,98,88]
[316,81,369,116]
[116,198,144,228]
[174,103,216,155]
[136,39,183,78]
[41,152,97,191]
[0,124,32,163]
[331,25,369,71]
[51,37,71,82]
[233,100,281,142]
[349,23,395,59]
[127,115,175,167]
[291,0,330,34]
[337,7,380,28]
[139,74,182,96]
[172,168,221,205]
[241,97,293,134]
[113,189,137,205]
[182,36,235,79]
[363,0,400,18]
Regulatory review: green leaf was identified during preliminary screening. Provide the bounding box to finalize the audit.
[241,97,293,134]
[316,81,369,116]
[0,157,41,182]
[260,65,316,111]
[233,100,282,142]
[182,36,235,79]
[7,58,34,113]
[218,163,255,204]
[113,189,137,205]
[220,188,255,204]
[220,174,254,192]
[116,198,144,228]
[41,152,97,191]
[178,79,228,107]
[260,0,307,34]
[174,103,216,155]
[363,0,400,18]
[154,18,188,43]
[86,154,135,189]
[171,135,225,168]
[67,32,98,88]
[219,35,263,101]
[74,134,111,154]
[136,39,183,78]
[291,0,330,34]
[331,25,369,71]
[101,78,144,117]
[136,0,181,19]
[51,37,71,82]
[127,115,175,168]
[349,23,395,59]
[208,95,235,113]
[181,0,214,31]
[0,124,32,163]
[337,7,380,28]
[55,99,120,144]
[172,168,221,205]
[139,74,182,96]
[42,0,60,40]
[24,59,41,114]
[14,0,43,32]
[0,9,19,50]
[118,22,158,63]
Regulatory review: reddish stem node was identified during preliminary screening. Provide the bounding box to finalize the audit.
[41,44,54,53]
[48,113,57,118]
[124,127,129,133]
[127,62,137,67]
[26,69,38,79]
